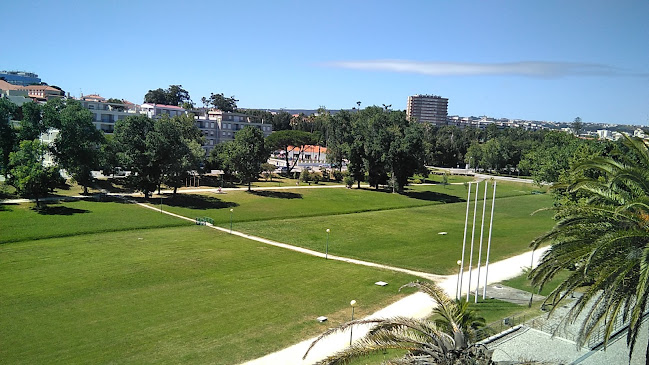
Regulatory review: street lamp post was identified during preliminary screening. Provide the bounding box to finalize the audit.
[229,208,233,234]
[325,228,330,259]
[456,259,462,300]
[349,300,357,345]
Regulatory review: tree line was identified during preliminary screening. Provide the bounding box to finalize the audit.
[0,96,281,202]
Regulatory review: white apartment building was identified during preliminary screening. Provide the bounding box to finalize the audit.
[140,103,186,119]
[195,110,273,152]
[78,94,139,133]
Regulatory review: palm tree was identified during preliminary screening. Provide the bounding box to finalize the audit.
[302,281,493,365]
[529,135,649,363]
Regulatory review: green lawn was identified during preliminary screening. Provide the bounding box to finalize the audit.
[0,199,187,244]
[230,193,555,274]
[157,180,547,226]
[0,225,419,364]
[0,179,558,364]
[502,269,572,296]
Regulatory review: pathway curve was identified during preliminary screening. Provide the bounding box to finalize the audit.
[131,197,550,365]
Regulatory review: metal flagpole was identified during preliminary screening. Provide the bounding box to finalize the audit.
[474,179,489,303]
[483,180,497,299]
[457,182,472,300]
[467,181,480,300]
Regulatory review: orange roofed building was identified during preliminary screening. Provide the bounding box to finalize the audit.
[285,145,327,163]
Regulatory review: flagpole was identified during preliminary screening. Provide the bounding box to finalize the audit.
[474,179,488,303]
[483,180,497,299]
[457,182,472,300]
[466,181,479,300]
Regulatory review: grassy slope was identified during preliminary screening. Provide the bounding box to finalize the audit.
[0,226,419,365]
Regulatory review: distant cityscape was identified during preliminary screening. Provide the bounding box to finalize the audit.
[2,69,646,150]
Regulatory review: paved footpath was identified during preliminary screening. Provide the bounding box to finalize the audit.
[132,198,549,365]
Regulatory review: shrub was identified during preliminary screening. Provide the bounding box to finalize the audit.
[343,175,354,188]
[300,170,311,183]
[332,170,344,182]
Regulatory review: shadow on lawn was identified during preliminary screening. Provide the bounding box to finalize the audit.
[357,187,463,203]
[0,203,17,212]
[247,190,302,199]
[93,178,134,194]
[403,190,464,203]
[32,202,90,215]
[154,194,237,210]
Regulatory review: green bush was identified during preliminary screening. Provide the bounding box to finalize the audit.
[300,170,311,183]
[332,170,344,182]
[343,175,354,188]
[313,172,321,184]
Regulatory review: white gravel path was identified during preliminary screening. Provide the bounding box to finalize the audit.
[243,247,549,365]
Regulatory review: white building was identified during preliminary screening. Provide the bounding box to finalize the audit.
[140,103,186,119]
[597,129,613,140]
[194,110,273,153]
[78,94,139,133]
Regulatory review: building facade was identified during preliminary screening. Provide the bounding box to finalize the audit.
[195,110,273,153]
[78,94,140,133]
[0,70,41,86]
[406,94,449,124]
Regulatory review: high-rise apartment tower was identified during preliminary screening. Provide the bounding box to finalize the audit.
[406,94,448,124]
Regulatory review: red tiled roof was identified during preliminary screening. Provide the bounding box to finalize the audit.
[288,145,327,154]
[0,80,24,90]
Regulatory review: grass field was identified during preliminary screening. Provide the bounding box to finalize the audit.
[0,179,558,364]
[147,181,553,275]
[0,225,419,364]
[0,198,187,244]
[156,180,548,225]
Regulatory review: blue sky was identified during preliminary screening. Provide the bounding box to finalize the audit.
[3,0,647,125]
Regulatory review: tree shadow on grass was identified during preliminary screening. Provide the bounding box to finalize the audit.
[356,186,464,203]
[154,194,237,210]
[248,190,302,199]
[0,203,17,212]
[32,202,90,215]
[403,190,464,203]
[93,179,133,194]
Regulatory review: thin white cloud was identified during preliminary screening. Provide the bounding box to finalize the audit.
[323,60,646,78]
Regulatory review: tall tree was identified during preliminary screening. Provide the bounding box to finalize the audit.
[384,112,426,192]
[272,111,292,131]
[0,98,17,177]
[224,126,269,191]
[265,130,314,176]
[154,114,205,196]
[571,116,584,135]
[51,100,104,194]
[8,140,61,207]
[114,114,159,198]
[144,85,191,106]
[143,88,167,104]
[205,93,238,112]
[18,101,45,142]
[530,135,649,363]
